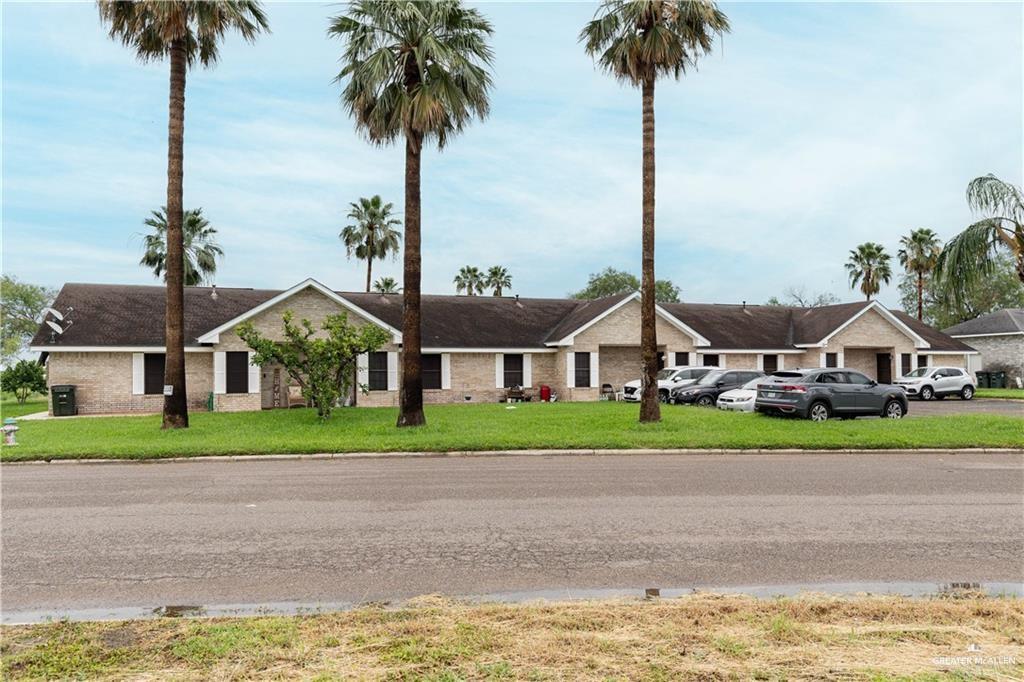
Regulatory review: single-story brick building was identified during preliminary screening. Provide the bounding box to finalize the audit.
[944,308,1024,386]
[31,278,977,415]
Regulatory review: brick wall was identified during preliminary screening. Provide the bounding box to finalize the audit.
[959,336,1023,383]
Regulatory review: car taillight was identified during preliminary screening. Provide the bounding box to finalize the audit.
[779,384,807,393]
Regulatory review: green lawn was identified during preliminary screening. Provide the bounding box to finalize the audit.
[1,401,1021,461]
[977,387,1024,400]
[0,393,48,419]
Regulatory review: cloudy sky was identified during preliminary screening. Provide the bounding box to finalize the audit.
[3,1,1021,307]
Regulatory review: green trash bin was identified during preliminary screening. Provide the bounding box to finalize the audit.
[51,385,77,416]
[976,371,990,388]
[991,371,1007,389]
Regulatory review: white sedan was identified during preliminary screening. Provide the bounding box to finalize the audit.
[716,377,764,412]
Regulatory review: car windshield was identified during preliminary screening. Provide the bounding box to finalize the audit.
[903,367,930,378]
[696,370,726,386]
[655,369,676,381]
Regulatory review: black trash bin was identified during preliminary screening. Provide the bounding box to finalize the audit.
[991,371,1007,389]
[976,371,990,388]
[51,385,77,416]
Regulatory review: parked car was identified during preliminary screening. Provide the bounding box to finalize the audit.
[622,365,717,402]
[716,376,765,412]
[894,366,975,401]
[754,368,908,421]
[671,369,765,407]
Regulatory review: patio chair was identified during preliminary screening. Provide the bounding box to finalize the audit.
[287,384,307,408]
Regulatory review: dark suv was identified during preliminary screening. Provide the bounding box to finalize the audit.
[754,368,908,421]
[671,369,765,406]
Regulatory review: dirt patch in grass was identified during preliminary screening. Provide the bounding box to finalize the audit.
[3,594,1022,680]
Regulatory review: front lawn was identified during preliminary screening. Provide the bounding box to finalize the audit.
[1,393,47,419]
[2,594,1022,680]
[1,402,1021,461]
[977,387,1024,400]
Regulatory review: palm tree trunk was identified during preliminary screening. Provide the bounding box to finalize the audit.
[162,39,189,430]
[916,272,924,320]
[366,255,373,293]
[639,76,660,423]
[397,131,425,427]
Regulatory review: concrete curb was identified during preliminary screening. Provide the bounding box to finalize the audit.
[4,447,1024,465]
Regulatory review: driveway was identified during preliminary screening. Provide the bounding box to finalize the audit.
[907,397,1023,417]
[2,452,1022,621]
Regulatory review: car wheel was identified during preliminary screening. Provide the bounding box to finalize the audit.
[808,401,830,422]
[658,390,669,403]
[920,385,934,401]
[884,400,905,419]
[960,385,975,400]
[696,395,714,407]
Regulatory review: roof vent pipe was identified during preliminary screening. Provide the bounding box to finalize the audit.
[210,285,218,301]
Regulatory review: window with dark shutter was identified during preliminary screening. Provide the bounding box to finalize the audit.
[503,353,524,388]
[143,353,165,395]
[422,354,442,390]
[825,352,838,368]
[917,354,929,369]
[368,352,388,391]
[900,353,912,376]
[675,351,689,367]
[574,352,590,388]
[762,354,779,374]
[702,354,719,367]
[226,351,249,394]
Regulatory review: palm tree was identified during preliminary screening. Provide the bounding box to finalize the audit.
[485,266,512,296]
[454,266,485,295]
[140,208,223,286]
[330,1,494,428]
[99,1,269,430]
[581,0,729,424]
[935,174,1024,308]
[340,195,403,292]
[897,228,942,320]
[846,242,893,301]
[373,277,400,294]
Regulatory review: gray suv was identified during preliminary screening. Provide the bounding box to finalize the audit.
[754,368,909,421]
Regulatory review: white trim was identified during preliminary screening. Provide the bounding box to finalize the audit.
[589,351,599,388]
[523,354,532,388]
[694,352,702,366]
[547,293,711,347]
[495,353,504,388]
[441,353,451,390]
[778,354,785,370]
[213,351,226,395]
[386,352,399,391]
[719,354,727,369]
[566,351,575,387]
[812,301,930,349]
[948,331,1024,339]
[756,355,764,371]
[356,353,369,386]
[422,347,557,354]
[837,351,845,368]
[31,346,214,353]
[131,353,145,395]
[195,278,402,344]
[704,348,805,354]
[819,352,826,368]
[917,349,980,355]
[247,351,260,394]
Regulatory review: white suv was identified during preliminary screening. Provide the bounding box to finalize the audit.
[622,365,718,402]
[895,366,976,401]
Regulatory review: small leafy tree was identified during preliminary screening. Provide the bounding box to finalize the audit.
[236,311,390,420]
[1,360,47,404]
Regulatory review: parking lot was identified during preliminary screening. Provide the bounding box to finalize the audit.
[904,398,1022,418]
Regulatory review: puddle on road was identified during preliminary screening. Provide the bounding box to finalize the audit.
[4,581,1020,625]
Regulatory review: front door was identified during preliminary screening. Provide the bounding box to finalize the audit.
[876,353,892,384]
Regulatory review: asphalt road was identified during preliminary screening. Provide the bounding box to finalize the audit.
[3,452,1022,620]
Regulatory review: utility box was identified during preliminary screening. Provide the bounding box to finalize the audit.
[51,385,77,417]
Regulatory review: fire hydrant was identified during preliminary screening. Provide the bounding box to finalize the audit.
[2,418,19,446]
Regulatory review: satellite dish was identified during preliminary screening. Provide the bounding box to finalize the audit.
[44,307,64,321]
[46,320,64,334]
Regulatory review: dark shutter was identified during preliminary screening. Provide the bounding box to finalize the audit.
[226,351,249,394]
[422,354,442,390]
[574,352,590,388]
[143,353,165,395]
[762,354,778,374]
[503,353,524,388]
[900,353,912,376]
[917,354,929,369]
[702,354,719,367]
[825,352,838,368]
[368,352,388,391]
[675,351,689,367]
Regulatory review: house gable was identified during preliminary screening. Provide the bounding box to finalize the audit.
[567,296,707,351]
[809,301,929,349]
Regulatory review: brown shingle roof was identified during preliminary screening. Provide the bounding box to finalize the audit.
[943,309,1024,336]
[31,282,972,353]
